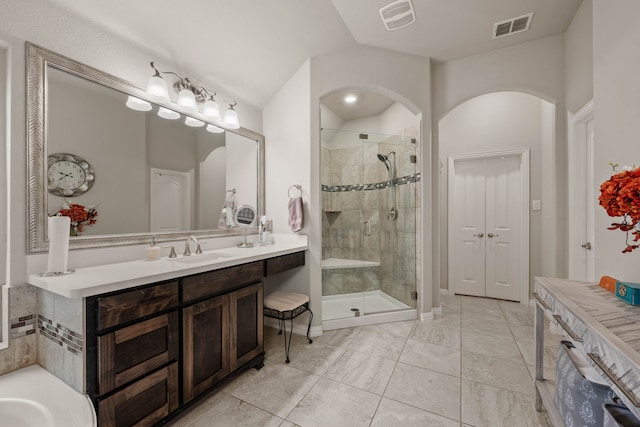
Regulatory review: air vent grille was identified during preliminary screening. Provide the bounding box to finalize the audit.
[379,0,416,31]
[492,12,534,39]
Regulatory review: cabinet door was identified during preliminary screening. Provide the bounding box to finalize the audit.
[98,362,178,427]
[98,312,178,395]
[183,294,230,403]
[229,282,264,371]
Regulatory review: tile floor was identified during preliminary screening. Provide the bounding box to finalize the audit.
[170,294,564,427]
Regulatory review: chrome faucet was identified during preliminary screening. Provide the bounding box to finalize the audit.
[183,235,202,256]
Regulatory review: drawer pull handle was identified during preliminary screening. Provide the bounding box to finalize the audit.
[532,292,551,310]
[552,314,583,342]
[588,352,640,407]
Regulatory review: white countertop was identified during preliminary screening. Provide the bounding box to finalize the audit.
[28,234,308,298]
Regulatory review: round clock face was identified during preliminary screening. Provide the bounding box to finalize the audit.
[47,153,95,197]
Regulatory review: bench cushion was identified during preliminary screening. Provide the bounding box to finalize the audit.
[264,292,309,312]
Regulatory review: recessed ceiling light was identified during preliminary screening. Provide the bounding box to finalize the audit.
[344,95,358,104]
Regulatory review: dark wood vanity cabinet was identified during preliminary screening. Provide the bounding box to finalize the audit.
[182,294,230,403]
[86,251,304,426]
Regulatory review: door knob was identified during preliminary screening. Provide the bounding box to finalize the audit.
[473,233,484,237]
[487,233,499,238]
[581,242,592,250]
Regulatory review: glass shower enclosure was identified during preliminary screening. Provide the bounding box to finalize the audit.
[321,129,418,324]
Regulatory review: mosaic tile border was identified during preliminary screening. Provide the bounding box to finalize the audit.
[321,172,420,193]
[38,314,84,356]
[10,314,37,339]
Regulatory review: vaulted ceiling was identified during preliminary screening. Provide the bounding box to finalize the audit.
[51,0,582,110]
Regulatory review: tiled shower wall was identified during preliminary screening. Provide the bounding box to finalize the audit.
[321,127,420,308]
[0,284,84,393]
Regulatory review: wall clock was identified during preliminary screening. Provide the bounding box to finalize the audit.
[47,152,95,197]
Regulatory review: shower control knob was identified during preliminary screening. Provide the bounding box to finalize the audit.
[473,233,484,237]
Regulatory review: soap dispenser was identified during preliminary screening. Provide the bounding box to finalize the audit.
[146,235,161,261]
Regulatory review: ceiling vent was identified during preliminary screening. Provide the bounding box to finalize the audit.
[379,0,416,31]
[492,12,534,39]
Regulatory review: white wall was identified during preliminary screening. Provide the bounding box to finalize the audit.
[432,35,567,287]
[439,92,546,293]
[262,59,313,321]
[564,0,593,114]
[592,1,640,281]
[0,0,263,284]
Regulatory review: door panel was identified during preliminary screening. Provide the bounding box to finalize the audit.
[451,154,523,302]
[452,159,486,297]
[485,156,521,301]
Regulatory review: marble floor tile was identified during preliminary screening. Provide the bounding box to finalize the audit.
[516,340,559,368]
[461,380,534,427]
[409,323,461,349]
[503,309,535,327]
[171,392,283,427]
[509,322,565,347]
[313,327,359,347]
[228,364,319,419]
[440,294,462,304]
[399,339,461,377]
[498,300,532,313]
[324,349,396,395]
[461,305,507,323]
[430,313,462,328]
[285,341,346,376]
[371,397,459,427]
[460,295,501,308]
[363,320,416,338]
[347,329,407,360]
[461,316,514,339]
[461,330,522,362]
[461,351,534,396]
[278,422,300,427]
[286,378,380,427]
[384,362,461,420]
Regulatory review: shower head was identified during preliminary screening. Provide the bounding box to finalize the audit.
[377,154,390,171]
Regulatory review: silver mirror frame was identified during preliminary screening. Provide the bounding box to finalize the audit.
[26,42,265,253]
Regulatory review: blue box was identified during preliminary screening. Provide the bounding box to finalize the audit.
[615,281,640,306]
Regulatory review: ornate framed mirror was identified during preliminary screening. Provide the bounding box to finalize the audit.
[26,43,264,253]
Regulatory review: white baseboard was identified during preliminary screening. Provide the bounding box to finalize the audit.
[419,311,434,322]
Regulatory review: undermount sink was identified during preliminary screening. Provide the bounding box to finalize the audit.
[168,252,233,264]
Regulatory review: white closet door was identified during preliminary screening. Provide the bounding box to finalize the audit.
[485,156,522,301]
[451,158,486,297]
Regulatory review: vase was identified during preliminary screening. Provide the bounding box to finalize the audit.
[70,226,80,236]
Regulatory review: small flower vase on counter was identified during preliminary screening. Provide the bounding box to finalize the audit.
[70,226,79,236]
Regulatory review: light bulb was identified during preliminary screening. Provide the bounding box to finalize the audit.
[146,75,170,103]
[223,106,240,129]
[185,116,205,127]
[158,107,180,120]
[202,99,221,121]
[125,96,152,112]
[177,88,197,113]
[206,124,225,133]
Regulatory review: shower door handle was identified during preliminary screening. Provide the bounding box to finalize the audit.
[364,220,371,236]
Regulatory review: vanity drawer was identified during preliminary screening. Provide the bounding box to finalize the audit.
[98,311,178,395]
[182,261,263,303]
[98,281,179,331]
[265,251,305,276]
[98,361,179,427]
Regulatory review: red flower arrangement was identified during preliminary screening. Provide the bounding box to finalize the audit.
[599,165,640,253]
[55,201,98,235]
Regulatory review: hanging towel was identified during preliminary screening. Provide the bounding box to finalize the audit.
[218,193,236,228]
[288,196,304,232]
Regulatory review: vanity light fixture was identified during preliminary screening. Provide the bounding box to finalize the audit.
[137,61,240,128]
[185,116,205,127]
[125,95,152,111]
[157,107,180,120]
[206,124,225,133]
[223,101,240,129]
